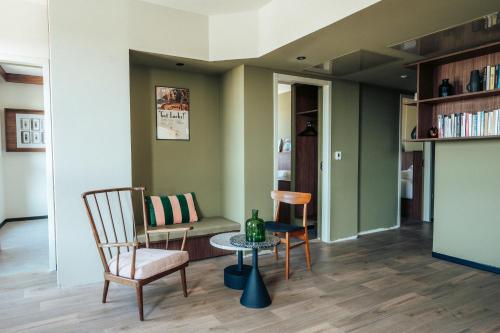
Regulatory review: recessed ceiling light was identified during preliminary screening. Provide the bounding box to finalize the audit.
[400,74,408,79]
[176,63,185,66]
[296,56,306,61]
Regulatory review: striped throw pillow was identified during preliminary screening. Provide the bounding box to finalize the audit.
[145,193,199,226]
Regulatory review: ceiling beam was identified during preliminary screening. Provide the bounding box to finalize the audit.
[0,65,43,85]
[4,73,43,85]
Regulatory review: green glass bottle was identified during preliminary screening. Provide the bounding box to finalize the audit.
[245,209,265,242]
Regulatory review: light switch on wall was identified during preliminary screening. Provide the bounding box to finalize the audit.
[334,151,342,160]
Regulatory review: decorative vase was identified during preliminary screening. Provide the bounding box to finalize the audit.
[438,79,453,97]
[411,127,417,140]
[467,70,481,92]
[428,127,439,138]
[245,209,265,242]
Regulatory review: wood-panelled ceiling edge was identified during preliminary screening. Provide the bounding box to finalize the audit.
[0,65,43,85]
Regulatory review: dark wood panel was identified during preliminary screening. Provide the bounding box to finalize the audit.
[293,84,318,220]
[412,151,423,221]
[277,180,291,223]
[5,73,43,85]
[414,43,500,141]
[408,40,500,67]
[144,233,233,261]
[5,108,45,152]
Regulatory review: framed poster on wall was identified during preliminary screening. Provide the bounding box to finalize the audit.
[5,108,46,152]
[155,86,190,140]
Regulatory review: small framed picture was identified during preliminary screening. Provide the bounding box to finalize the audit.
[5,109,45,152]
[21,118,30,130]
[32,132,42,144]
[21,131,31,144]
[31,118,41,131]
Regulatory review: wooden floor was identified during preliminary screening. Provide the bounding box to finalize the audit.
[1,222,500,332]
[0,220,49,277]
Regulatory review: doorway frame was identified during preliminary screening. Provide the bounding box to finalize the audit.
[273,73,332,243]
[398,93,433,225]
[0,53,56,271]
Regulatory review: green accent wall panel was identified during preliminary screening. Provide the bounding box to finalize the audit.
[358,84,400,232]
[130,66,222,218]
[220,65,245,224]
[434,141,500,268]
[330,80,360,240]
[243,66,274,221]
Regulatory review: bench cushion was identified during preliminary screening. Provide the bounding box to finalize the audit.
[137,217,241,242]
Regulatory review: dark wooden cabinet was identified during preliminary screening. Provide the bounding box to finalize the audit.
[293,84,318,220]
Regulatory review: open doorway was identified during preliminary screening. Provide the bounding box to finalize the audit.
[274,74,332,242]
[399,95,434,225]
[0,62,53,276]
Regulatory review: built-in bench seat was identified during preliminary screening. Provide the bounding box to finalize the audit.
[137,217,241,261]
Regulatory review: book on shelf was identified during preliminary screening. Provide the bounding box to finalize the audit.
[482,64,500,90]
[437,109,500,139]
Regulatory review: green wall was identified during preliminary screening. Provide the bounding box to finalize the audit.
[220,65,245,223]
[434,141,500,268]
[130,66,222,217]
[243,66,274,221]
[358,84,400,232]
[131,64,402,236]
[330,80,360,240]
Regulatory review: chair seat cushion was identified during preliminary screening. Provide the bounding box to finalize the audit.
[107,248,188,280]
[137,217,241,242]
[264,221,304,233]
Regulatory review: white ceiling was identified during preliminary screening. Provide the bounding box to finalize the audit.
[0,63,42,76]
[139,0,272,15]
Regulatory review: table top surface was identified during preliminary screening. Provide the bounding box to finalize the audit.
[209,232,249,251]
[229,234,280,249]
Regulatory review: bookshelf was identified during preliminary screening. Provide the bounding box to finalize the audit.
[407,41,500,141]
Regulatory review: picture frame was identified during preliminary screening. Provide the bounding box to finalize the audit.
[155,86,190,140]
[5,108,46,152]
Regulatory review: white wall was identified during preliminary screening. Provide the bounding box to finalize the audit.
[209,11,259,60]
[49,0,133,286]
[0,0,48,60]
[0,80,47,220]
[128,0,209,60]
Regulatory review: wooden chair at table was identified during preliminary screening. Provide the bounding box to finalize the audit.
[82,187,192,321]
[265,190,312,280]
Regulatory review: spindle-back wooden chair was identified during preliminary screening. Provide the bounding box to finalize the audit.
[265,190,312,279]
[82,187,191,321]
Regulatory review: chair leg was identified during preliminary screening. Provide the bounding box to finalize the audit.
[304,234,312,271]
[135,285,144,321]
[273,233,279,260]
[285,232,290,280]
[102,279,110,303]
[180,267,188,297]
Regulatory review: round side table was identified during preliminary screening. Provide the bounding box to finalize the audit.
[209,232,252,290]
[230,234,280,309]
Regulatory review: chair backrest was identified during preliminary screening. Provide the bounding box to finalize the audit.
[271,190,311,227]
[82,187,145,273]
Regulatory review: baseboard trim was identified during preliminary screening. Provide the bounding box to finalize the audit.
[323,235,358,244]
[358,225,399,236]
[432,251,500,274]
[0,215,48,229]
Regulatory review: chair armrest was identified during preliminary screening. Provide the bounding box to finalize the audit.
[99,241,139,248]
[145,225,193,251]
[146,226,193,234]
